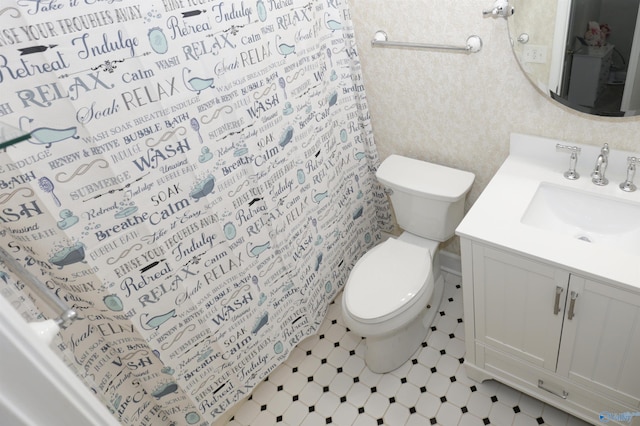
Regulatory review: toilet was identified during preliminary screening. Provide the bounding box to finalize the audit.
[341,154,474,373]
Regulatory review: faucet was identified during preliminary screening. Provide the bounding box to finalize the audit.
[591,143,609,186]
[556,144,581,180]
[620,157,638,192]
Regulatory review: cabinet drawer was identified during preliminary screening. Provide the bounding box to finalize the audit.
[478,344,639,426]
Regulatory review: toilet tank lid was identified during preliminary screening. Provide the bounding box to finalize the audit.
[377,155,475,201]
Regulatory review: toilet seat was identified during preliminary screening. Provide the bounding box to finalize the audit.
[344,238,432,324]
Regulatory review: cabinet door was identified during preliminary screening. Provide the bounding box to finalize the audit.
[473,245,569,371]
[557,275,640,407]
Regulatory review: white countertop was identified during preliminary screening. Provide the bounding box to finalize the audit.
[456,133,640,289]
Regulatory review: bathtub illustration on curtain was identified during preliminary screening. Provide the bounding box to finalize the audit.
[0,0,392,424]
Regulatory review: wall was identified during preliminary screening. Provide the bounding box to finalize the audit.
[348,0,640,252]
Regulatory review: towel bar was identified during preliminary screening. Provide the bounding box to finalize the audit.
[0,246,77,330]
[371,30,482,53]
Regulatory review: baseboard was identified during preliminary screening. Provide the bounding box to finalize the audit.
[440,250,462,276]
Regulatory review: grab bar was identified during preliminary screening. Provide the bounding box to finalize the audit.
[0,246,77,330]
[371,30,483,53]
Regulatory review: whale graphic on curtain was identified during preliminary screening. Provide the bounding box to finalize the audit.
[0,0,392,424]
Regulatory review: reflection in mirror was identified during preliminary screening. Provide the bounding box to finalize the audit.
[509,0,640,117]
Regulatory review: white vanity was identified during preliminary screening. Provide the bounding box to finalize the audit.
[456,134,640,426]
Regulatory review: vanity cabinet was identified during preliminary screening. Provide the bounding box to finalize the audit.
[461,240,640,425]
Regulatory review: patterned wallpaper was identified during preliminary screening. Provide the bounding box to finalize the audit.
[348,0,640,252]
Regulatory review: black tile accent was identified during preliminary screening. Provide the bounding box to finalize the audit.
[421,341,428,347]
[292,367,298,373]
[353,377,360,383]
[319,334,325,339]
[358,407,365,414]
[430,418,438,425]
[306,350,312,356]
[340,396,347,403]
[261,405,267,411]
[439,311,446,316]
[483,418,490,425]
[321,358,327,364]
[346,327,351,332]
[326,417,332,424]
[332,319,337,324]
[456,284,461,289]
[337,367,343,374]
[461,406,468,414]
[490,395,498,403]
[430,367,437,373]
[440,349,446,355]
[323,386,329,393]
[431,326,437,331]
[449,333,455,339]
[308,376,314,382]
[277,385,283,391]
[409,407,417,414]
[389,397,396,404]
[276,415,283,422]
[457,318,463,323]
[470,385,477,392]
[513,406,520,413]
[448,297,454,302]
[459,357,465,364]
[349,350,356,356]
[412,359,418,365]
[427,304,431,309]
[293,395,299,402]
[401,377,407,384]
[420,386,427,393]
[377,419,384,425]
[370,386,377,393]
[334,342,340,347]
[450,376,456,383]
[309,406,315,413]
[536,417,544,425]
[440,396,447,403]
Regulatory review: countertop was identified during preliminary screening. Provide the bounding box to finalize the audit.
[455,133,640,289]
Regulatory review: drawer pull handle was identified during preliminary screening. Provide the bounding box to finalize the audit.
[554,286,564,315]
[538,379,568,399]
[568,291,578,320]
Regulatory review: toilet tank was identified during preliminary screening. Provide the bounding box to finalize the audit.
[376,155,475,241]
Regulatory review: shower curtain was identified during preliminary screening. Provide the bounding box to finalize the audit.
[0,0,391,424]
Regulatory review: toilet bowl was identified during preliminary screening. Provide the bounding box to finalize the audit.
[341,234,444,373]
[341,155,474,373]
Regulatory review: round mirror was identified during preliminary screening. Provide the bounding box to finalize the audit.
[508,0,640,117]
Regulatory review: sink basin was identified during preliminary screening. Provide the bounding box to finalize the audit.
[521,183,640,255]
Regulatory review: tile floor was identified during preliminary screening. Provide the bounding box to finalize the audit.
[226,272,593,426]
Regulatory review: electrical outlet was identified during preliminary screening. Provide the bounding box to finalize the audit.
[522,44,547,64]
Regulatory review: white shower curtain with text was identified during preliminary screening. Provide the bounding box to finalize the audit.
[0,0,391,424]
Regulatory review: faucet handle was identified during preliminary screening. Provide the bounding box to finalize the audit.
[556,144,581,180]
[620,156,638,192]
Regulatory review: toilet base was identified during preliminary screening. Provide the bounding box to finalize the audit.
[363,273,445,373]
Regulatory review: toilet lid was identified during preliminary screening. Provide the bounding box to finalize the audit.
[345,238,432,322]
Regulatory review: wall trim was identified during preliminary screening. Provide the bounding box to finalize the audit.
[440,250,462,276]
